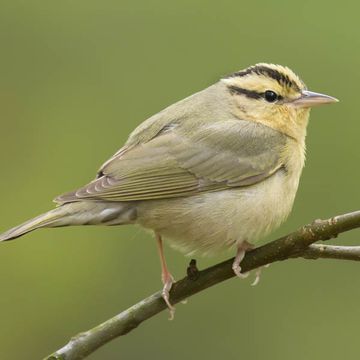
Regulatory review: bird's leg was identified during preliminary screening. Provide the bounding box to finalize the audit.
[155,233,175,320]
[232,240,253,278]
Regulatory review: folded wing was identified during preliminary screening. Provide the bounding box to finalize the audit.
[55,119,287,204]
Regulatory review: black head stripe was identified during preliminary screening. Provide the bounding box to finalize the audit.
[226,65,301,91]
[228,85,262,99]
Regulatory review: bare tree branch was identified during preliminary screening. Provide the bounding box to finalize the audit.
[45,210,360,360]
[301,244,360,261]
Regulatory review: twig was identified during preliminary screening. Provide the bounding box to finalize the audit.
[45,210,360,360]
[302,244,360,261]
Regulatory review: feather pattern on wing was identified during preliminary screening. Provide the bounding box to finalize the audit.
[55,118,287,204]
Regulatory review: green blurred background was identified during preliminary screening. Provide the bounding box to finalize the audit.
[0,1,359,359]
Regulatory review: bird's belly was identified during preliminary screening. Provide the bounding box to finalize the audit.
[137,170,299,256]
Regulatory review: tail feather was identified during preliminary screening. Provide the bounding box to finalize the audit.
[0,208,66,242]
[0,201,137,242]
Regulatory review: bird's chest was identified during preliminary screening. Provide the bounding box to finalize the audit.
[228,168,300,244]
[223,141,305,248]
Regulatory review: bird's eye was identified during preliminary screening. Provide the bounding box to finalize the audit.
[264,90,278,103]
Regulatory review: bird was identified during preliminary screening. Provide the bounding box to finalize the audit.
[0,63,338,318]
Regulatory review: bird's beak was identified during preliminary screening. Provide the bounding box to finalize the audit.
[291,90,339,108]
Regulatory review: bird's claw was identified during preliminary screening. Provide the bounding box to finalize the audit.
[232,263,249,279]
[232,242,252,278]
[251,268,261,286]
[161,274,175,320]
[251,264,270,286]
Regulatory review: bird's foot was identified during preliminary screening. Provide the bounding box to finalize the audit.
[161,272,176,320]
[232,241,253,278]
[251,264,270,286]
[232,263,250,278]
[251,267,262,286]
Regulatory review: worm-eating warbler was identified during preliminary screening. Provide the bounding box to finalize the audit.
[0,63,338,317]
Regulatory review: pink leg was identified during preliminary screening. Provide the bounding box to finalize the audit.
[156,233,175,320]
[232,241,253,278]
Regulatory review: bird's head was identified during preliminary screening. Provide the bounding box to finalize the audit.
[222,63,338,141]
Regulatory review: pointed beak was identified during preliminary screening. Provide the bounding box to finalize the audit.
[292,90,339,108]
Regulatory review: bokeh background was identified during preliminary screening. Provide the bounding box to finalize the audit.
[0,1,359,359]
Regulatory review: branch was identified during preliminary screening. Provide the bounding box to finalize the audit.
[302,244,360,261]
[45,210,360,360]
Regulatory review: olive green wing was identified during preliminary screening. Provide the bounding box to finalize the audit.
[171,120,287,187]
[55,120,287,204]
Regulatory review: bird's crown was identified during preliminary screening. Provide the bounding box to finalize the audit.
[222,63,306,102]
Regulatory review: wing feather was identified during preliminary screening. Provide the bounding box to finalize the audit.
[55,119,287,204]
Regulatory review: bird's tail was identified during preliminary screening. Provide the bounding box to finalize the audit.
[0,201,136,242]
[0,207,68,241]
